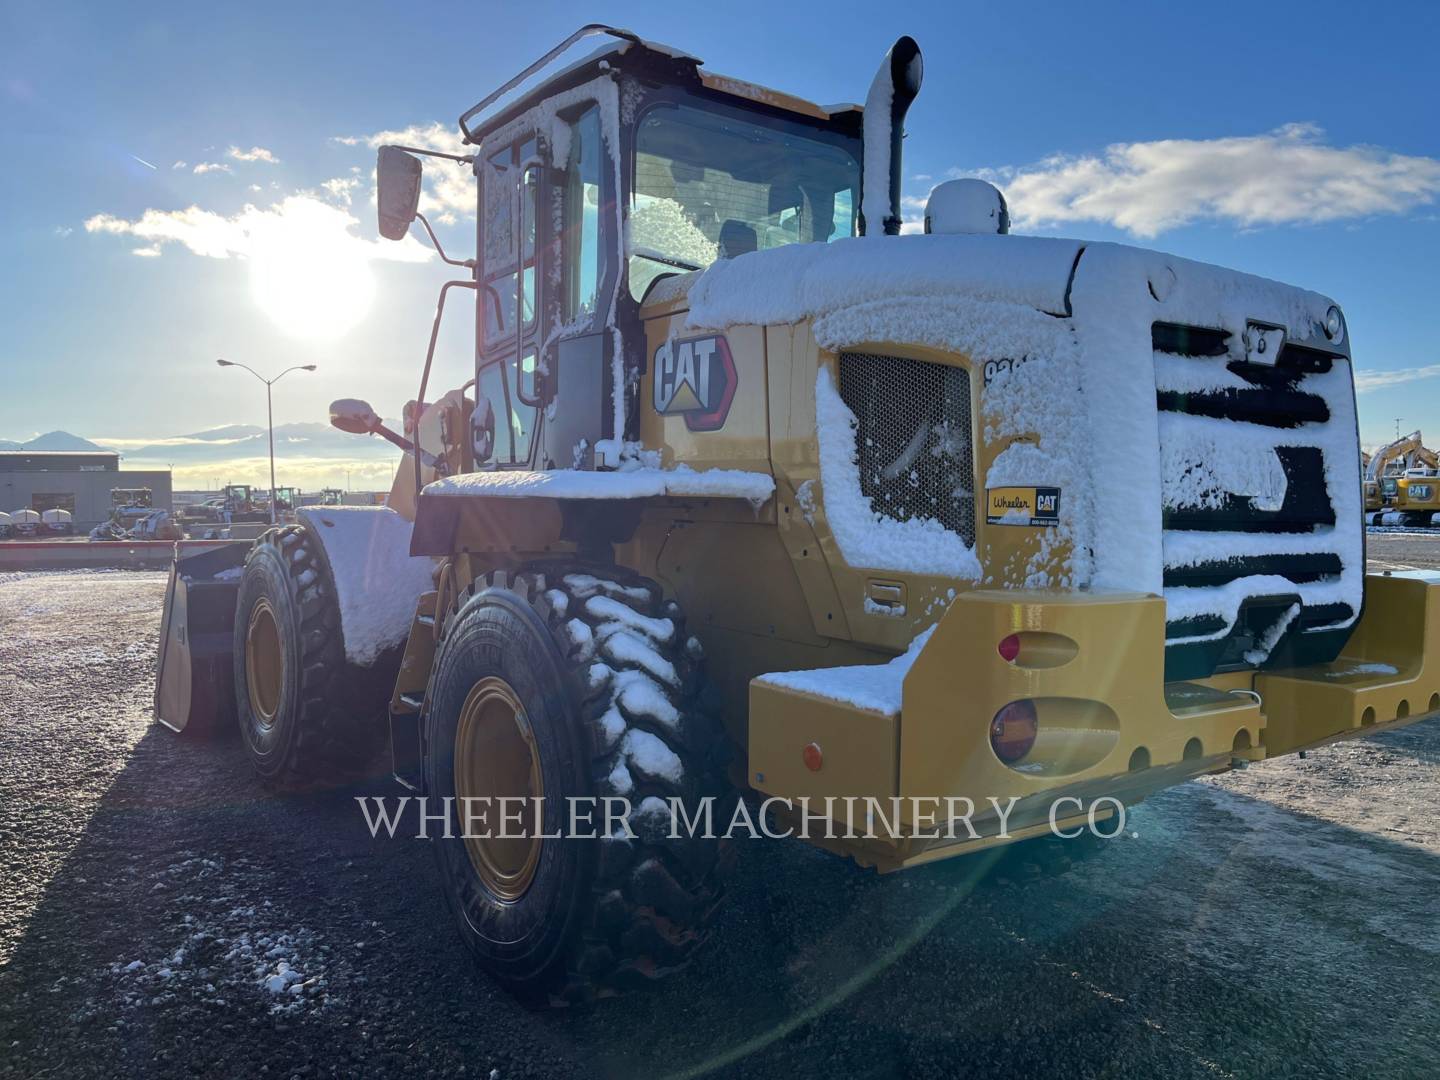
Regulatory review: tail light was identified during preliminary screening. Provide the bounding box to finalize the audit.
[997,634,1021,662]
[990,700,1038,763]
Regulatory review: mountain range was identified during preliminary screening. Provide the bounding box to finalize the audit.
[0,430,113,453]
[1,425,402,490]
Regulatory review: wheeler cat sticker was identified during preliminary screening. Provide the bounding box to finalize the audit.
[653,335,737,432]
[986,486,1062,526]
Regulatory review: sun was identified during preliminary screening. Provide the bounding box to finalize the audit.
[248,198,375,341]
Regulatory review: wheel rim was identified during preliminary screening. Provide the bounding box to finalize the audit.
[454,676,544,902]
[245,598,283,729]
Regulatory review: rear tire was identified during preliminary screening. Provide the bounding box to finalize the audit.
[232,525,385,785]
[424,565,733,1005]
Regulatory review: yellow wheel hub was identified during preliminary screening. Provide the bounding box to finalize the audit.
[245,597,283,729]
[454,676,544,902]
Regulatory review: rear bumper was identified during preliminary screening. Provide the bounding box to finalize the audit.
[749,571,1440,871]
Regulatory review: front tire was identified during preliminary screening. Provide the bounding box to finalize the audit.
[425,566,732,1005]
[232,526,384,785]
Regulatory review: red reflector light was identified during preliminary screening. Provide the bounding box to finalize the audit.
[802,742,823,772]
[998,634,1021,663]
[990,700,1038,763]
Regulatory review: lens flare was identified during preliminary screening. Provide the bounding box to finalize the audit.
[248,199,374,341]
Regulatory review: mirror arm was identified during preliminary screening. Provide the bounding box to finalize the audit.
[414,279,478,496]
[388,144,476,166]
[415,212,476,269]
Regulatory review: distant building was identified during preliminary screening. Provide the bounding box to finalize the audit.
[0,451,172,530]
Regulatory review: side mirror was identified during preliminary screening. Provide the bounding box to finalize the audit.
[376,146,422,241]
[330,398,380,435]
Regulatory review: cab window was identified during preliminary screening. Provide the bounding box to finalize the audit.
[481,136,538,344]
[628,103,859,301]
[477,354,536,463]
[563,106,606,323]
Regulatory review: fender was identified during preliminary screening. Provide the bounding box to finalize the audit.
[410,468,775,557]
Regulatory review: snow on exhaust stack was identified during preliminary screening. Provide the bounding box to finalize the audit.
[860,36,923,237]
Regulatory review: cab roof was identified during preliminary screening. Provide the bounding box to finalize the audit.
[459,24,860,144]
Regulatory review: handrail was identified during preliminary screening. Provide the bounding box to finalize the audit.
[413,280,478,498]
[458,24,642,143]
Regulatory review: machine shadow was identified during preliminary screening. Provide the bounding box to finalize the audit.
[5,718,1440,1080]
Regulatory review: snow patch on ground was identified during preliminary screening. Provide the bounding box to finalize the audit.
[298,507,435,666]
[94,853,337,1018]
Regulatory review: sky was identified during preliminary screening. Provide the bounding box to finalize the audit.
[2,0,1439,487]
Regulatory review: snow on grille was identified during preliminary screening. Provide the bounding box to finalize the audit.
[1151,323,1360,669]
[837,351,976,546]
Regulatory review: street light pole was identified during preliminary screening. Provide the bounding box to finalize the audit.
[216,359,317,525]
[267,380,276,524]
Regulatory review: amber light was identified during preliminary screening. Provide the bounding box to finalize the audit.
[990,700,1038,763]
[998,634,1021,662]
[802,742,823,771]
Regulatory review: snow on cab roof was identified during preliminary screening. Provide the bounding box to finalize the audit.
[462,25,852,142]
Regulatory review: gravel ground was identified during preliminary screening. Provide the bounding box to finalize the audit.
[2,539,1439,1079]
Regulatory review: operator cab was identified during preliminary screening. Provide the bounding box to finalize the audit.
[378,26,864,474]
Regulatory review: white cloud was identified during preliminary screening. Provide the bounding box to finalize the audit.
[172,160,187,170]
[193,161,231,175]
[950,124,1440,238]
[321,176,361,205]
[132,245,162,258]
[83,195,431,264]
[53,225,72,238]
[228,145,279,164]
[1355,363,1440,393]
[143,455,401,491]
[336,121,474,224]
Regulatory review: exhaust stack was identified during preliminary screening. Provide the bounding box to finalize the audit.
[860,36,923,237]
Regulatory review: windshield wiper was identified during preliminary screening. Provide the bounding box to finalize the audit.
[631,246,704,272]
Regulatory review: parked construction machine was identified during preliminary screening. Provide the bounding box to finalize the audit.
[1363,429,1435,521]
[108,487,154,530]
[154,26,1440,1004]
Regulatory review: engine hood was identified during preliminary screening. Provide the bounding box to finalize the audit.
[674,233,1084,328]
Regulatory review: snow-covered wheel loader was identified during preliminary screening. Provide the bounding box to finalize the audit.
[155,25,1440,1004]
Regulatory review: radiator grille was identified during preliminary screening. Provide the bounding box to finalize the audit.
[837,352,976,546]
[1153,322,1355,678]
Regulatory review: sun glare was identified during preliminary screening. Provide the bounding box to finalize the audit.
[248,198,375,341]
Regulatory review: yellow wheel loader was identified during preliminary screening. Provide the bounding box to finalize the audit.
[155,26,1440,1004]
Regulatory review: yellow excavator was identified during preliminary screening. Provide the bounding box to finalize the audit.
[152,26,1440,1005]
[1365,431,1438,523]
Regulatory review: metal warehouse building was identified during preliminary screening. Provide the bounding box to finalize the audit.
[0,451,172,531]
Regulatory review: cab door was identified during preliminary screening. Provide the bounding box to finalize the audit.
[478,133,542,466]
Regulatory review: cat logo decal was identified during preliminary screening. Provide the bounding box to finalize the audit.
[652,335,737,432]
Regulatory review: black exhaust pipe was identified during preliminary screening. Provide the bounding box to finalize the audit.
[860,35,924,237]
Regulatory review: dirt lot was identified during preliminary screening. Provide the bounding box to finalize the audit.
[2,534,1439,1079]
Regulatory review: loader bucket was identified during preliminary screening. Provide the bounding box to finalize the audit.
[154,542,250,735]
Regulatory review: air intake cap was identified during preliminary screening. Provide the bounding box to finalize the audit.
[924,179,1010,235]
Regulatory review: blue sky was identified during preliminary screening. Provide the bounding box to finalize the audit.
[3,0,1439,485]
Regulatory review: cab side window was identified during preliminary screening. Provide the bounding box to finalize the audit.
[563,106,606,324]
[480,132,540,464]
[481,137,538,345]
